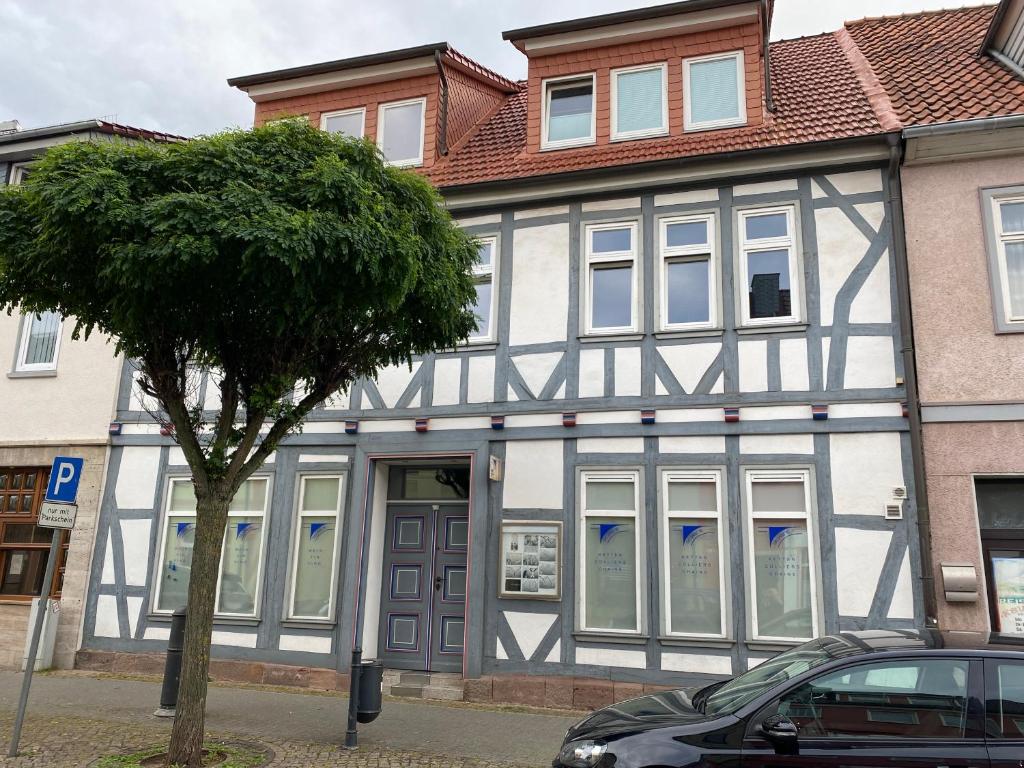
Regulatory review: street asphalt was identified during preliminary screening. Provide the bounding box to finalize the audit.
[0,671,578,766]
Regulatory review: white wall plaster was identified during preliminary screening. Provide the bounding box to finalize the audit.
[115,447,161,509]
[279,634,333,653]
[739,434,814,454]
[844,337,896,389]
[126,596,143,638]
[817,207,871,327]
[615,347,642,397]
[655,188,718,206]
[467,356,495,403]
[824,169,883,196]
[94,595,120,638]
[432,357,462,406]
[143,626,170,641]
[849,250,892,324]
[889,551,915,620]
[503,612,557,659]
[510,224,570,345]
[835,528,892,616]
[514,352,563,398]
[515,204,570,219]
[101,530,115,585]
[829,402,903,419]
[582,197,641,211]
[738,340,768,392]
[373,362,420,409]
[658,343,721,395]
[830,432,905,516]
[661,652,733,675]
[659,435,726,454]
[578,349,605,398]
[120,519,152,586]
[545,639,561,663]
[496,636,508,660]
[577,437,645,454]
[741,405,810,421]
[779,338,809,391]
[576,647,646,668]
[503,440,563,509]
[211,631,258,648]
[734,179,799,195]
[298,454,349,463]
[457,213,501,227]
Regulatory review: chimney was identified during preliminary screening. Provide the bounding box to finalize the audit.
[0,120,22,134]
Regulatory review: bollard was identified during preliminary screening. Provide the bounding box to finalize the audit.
[154,606,186,717]
[344,647,362,749]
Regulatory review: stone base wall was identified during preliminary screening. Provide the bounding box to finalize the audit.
[0,603,31,669]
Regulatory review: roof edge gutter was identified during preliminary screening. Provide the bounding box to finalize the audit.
[885,132,939,629]
[0,120,103,146]
[903,113,1024,139]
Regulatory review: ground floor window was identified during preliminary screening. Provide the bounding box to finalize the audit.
[0,466,68,600]
[154,476,270,616]
[977,477,1024,635]
[288,474,344,620]
[579,470,642,634]
[744,468,817,642]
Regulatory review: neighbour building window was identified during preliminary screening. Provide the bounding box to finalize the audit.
[468,237,497,342]
[579,470,642,634]
[738,206,800,325]
[288,474,344,620]
[542,74,596,149]
[975,477,1024,635]
[659,214,718,330]
[584,222,639,334]
[154,476,270,616]
[8,163,31,185]
[744,468,817,641]
[984,191,1024,331]
[611,63,668,141]
[15,311,63,372]
[320,107,365,138]
[661,469,726,638]
[684,51,746,131]
[377,98,426,167]
[0,467,68,601]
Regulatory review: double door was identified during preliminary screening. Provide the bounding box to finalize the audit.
[378,503,468,672]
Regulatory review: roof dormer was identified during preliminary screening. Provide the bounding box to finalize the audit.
[981,0,1024,78]
[502,0,773,155]
[229,43,518,170]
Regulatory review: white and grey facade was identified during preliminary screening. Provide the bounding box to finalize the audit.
[78,142,926,688]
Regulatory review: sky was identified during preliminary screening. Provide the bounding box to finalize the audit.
[0,0,996,137]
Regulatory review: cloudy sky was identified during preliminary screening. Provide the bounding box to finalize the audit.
[0,0,995,137]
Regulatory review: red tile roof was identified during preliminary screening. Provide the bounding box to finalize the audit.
[845,5,1024,127]
[429,3,1024,190]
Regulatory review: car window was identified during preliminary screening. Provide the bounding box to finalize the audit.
[986,659,1024,738]
[775,659,969,739]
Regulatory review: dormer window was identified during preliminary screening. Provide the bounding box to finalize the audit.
[611,63,668,141]
[378,98,426,167]
[542,74,596,150]
[321,107,365,139]
[684,51,746,132]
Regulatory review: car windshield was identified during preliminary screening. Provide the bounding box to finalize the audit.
[703,638,838,716]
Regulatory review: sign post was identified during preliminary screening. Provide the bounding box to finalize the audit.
[8,456,82,758]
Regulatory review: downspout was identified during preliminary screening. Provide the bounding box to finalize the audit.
[761,0,776,113]
[887,134,938,628]
[435,50,450,156]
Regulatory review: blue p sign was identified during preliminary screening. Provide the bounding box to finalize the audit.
[45,456,84,504]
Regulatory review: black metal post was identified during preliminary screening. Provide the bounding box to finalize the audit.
[154,606,186,717]
[344,646,363,749]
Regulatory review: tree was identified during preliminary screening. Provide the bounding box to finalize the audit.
[0,120,478,766]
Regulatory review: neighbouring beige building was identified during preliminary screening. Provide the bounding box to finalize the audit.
[0,119,178,669]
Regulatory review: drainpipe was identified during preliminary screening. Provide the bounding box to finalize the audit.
[761,0,776,113]
[886,133,938,628]
[435,50,450,156]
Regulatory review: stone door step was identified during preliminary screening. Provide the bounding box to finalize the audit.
[383,669,464,701]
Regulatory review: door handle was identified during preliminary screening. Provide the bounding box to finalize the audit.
[434,575,443,592]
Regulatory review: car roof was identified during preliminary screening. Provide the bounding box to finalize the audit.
[816,629,1024,658]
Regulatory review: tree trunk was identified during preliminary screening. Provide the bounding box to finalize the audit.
[167,493,230,767]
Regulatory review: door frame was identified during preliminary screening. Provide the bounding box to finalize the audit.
[352,451,477,677]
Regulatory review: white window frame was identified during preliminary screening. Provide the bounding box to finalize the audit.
[986,192,1024,329]
[320,107,366,138]
[286,473,345,621]
[376,97,426,167]
[467,235,498,343]
[578,469,643,635]
[584,221,640,335]
[611,62,669,141]
[660,468,728,639]
[743,468,819,643]
[541,73,597,150]
[151,475,272,618]
[8,163,31,186]
[658,213,719,331]
[737,205,801,326]
[15,311,63,373]
[683,50,747,132]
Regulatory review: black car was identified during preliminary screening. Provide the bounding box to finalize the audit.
[555,630,1024,768]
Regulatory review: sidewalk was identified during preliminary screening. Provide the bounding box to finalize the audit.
[0,671,579,767]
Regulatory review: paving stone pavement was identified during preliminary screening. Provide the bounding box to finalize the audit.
[0,672,579,767]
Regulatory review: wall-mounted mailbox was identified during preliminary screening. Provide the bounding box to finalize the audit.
[941,563,979,603]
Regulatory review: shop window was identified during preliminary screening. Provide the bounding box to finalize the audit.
[154,476,270,616]
[320,107,365,138]
[744,468,818,641]
[976,477,1024,635]
[661,469,727,638]
[0,467,68,600]
[288,474,344,620]
[658,214,718,330]
[579,470,642,634]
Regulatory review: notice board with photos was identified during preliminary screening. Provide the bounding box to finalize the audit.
[500,521,561,599]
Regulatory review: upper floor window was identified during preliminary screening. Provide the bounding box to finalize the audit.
[469,237,497,343]
[684,51,746,132]
[983,189,1024,332]
[584,222,639,335]
[659,214,718,330]
[377,98,425,167]
[542,74,596,150]
[321,107,365,139]
[8,163,31,185]
[611,63,668,141]
[15,311,62,373]
[738,206,801,326]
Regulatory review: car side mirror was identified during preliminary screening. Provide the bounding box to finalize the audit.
[758,714,799,756]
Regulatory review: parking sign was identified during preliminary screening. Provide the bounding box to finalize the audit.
[45,456,84,504]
